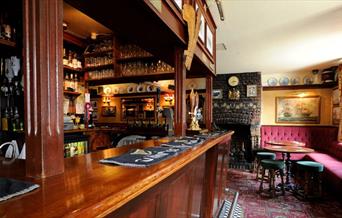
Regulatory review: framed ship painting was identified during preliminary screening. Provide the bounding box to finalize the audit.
[275,96,320,124]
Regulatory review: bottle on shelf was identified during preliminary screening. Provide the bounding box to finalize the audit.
[63,48,68,66]
[64,72,69,91]
[13,107,19,131]
[74,73,78,92]
[2,12,12,41]
[69,73,74,91]
[1,107,9,131]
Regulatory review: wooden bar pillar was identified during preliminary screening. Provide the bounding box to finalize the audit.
[200,145,218,218]
[23,0,64,178]
[174,47,186,136]
[205,74,213,130]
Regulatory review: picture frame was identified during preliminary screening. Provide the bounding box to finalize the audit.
[333,106,340,125]
[174,0,182,9]
[275,96,321,124]
[332,88,340,105]
[246,85,257,97]
[206,25,213,55]
[213,89,223,99]
[199,15,205,42]
[101,106,116,117]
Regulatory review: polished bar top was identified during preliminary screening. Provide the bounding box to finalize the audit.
[0,131,233,217]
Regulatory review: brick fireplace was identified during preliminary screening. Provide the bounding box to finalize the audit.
[213,72,261,169]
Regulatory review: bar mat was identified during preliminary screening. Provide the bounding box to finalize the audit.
[0,178,39,202]
[161,137,204,148]
[99,146,189,167]
[194,131,224,140]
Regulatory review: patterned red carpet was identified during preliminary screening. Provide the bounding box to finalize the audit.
[226,169,342,218]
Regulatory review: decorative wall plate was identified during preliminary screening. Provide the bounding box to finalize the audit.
[267,77,278,86]
[303,76,313,85]
[279,77,289,86]
[113,87,119,94]
[146,85,154,92]
[137,84,145,93]
[290,77,300,85]
[187,81,197,90]
[127,86,134,93]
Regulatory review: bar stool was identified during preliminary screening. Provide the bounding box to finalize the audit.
[255,152,276,180]
[295,161,324,199]
[258,159,285,197]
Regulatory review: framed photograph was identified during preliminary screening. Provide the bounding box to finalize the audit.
[101,106,116,117]
[275,96,321,124]
[199,15,205,42]
[213,89,223,99]
[206,25,213,55]
[174,0,182,9]
[332,88,340,105]
[333,106,340,125]
[246,85,257,97]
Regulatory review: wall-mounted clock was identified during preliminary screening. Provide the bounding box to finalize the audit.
[228,76,239,87]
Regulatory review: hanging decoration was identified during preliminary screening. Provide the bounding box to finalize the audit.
[182,4,202,70]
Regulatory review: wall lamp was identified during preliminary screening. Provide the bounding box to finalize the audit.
[215,0,224,21]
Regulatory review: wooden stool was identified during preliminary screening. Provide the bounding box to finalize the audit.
[258,159,285,197]
[296,161,324,199]
[255,152,276,180]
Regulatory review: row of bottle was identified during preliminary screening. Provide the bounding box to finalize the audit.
[64,141,88,158]
[0,12,16,42]
[1,106,23,132]
[63,48,82,69]
[64,72,81,92]
[120,60,174,76]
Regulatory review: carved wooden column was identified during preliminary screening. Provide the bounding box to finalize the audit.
[23,0,64,178]
[174,47,186,136]
[205,74,213,130]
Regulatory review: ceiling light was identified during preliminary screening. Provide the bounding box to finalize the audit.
[63,22,68,31]
[90,32,97,40]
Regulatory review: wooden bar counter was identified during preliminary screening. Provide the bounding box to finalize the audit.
[0,131,233,218]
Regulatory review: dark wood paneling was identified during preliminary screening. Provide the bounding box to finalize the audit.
[206,74,213,130]
[23,0,64,178]
[201,145,219,218]
[174,47,187,136]
[63,32,86,48]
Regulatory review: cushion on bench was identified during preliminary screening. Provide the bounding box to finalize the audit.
[260,126,338,151]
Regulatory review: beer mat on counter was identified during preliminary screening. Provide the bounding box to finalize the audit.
[99,146,189,168]
[194,131,224,140]
[161,137,204,148]
[0,178,40,202]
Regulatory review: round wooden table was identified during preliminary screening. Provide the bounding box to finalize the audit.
[266,140,306,147]
[264,145,314,186]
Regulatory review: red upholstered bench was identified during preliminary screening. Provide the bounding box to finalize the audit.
[260,125,341,195]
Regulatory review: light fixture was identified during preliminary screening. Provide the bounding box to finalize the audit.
[63,22,68,31]
[90,32,112,40]
[297,93,307,98]
[215,0,224,21]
